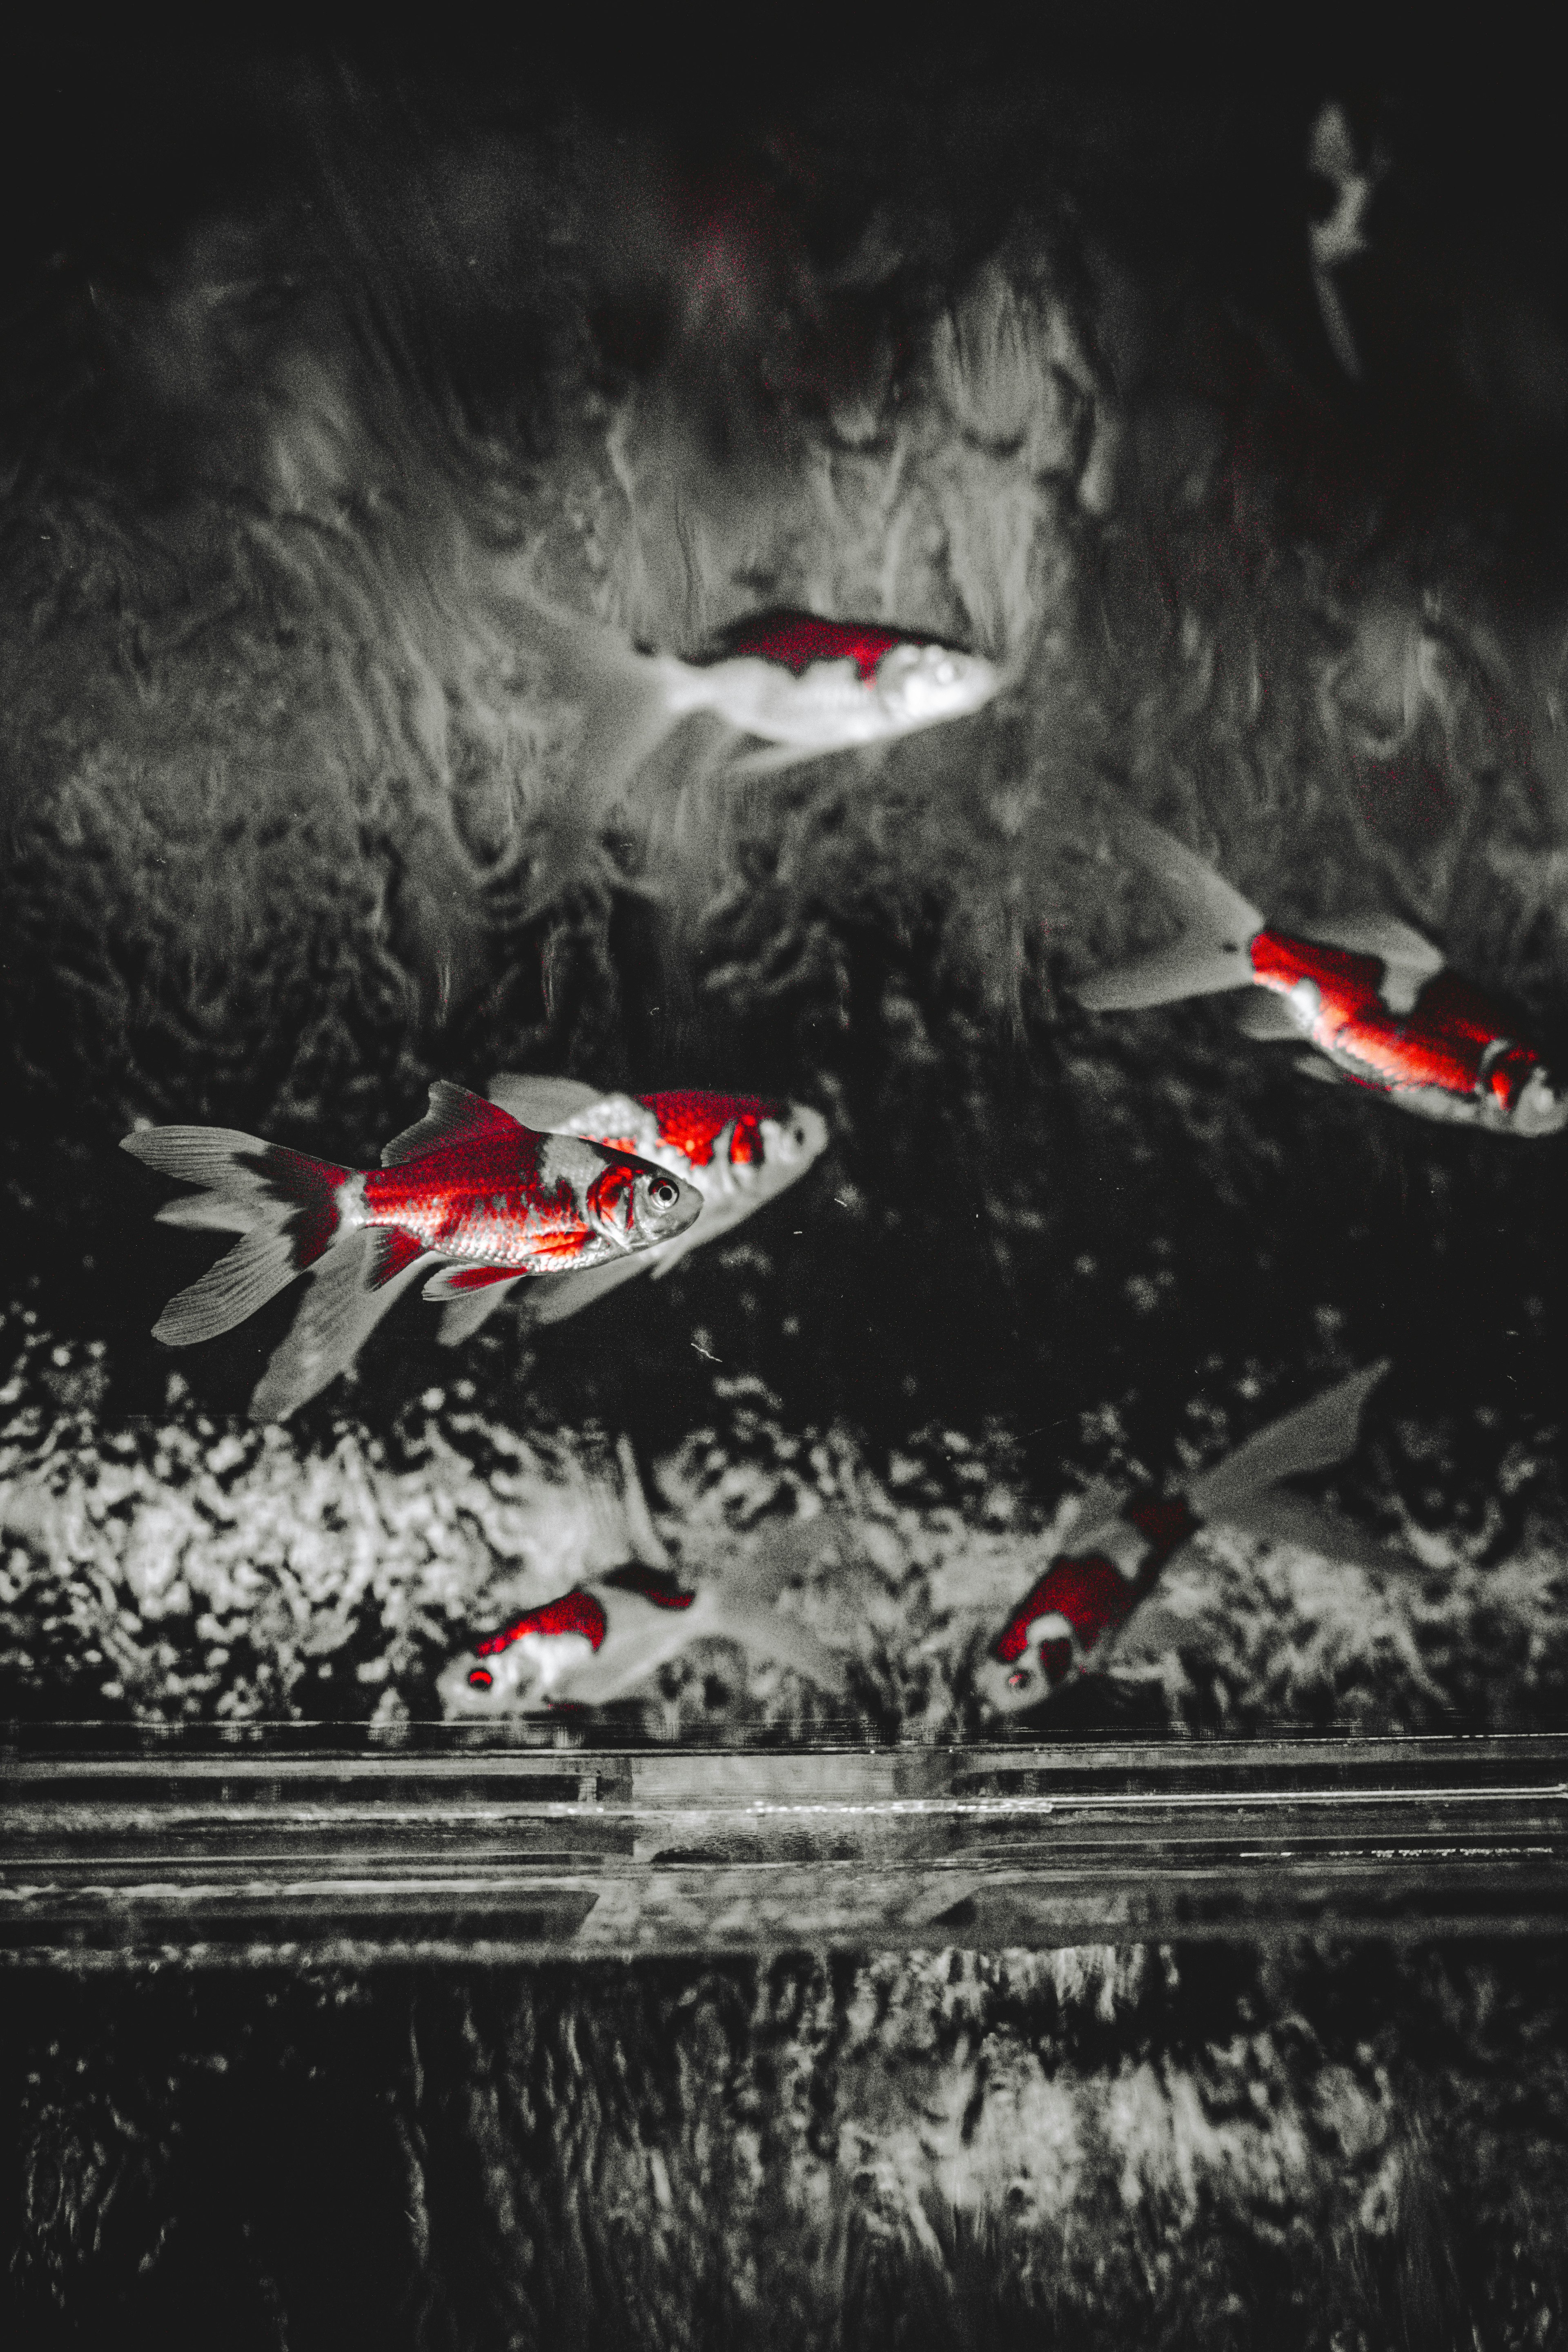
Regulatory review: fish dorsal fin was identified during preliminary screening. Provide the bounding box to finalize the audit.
[487,1073,611,1131]
[381,1082,526,1167]
[1296,913,1443,971]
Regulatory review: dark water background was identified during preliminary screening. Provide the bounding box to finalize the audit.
[5,22,1568,2346]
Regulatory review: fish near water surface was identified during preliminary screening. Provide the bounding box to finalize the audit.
[494,565,1004,916]
[436,1076,829,1343]
[121,1082,702,1421]
[438,1521,851,1715]
[977,1361,1396,1714]
[1074,811,1566,1135]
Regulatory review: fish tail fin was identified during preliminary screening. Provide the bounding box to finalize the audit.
[1208,1486,1408,1574]
[249,1229,428,1422]
[702,1588,852,1696]
[695,1515,856,1695]
[1074,811,1265,1012]
[490,566,684,922]
[121,1125,353,1347]
[437,1274,525,1348]
[615,1434,673,1570]
[1191,1359,1392,1517]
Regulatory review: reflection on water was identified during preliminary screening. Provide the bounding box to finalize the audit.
[7,1940,1563,2347]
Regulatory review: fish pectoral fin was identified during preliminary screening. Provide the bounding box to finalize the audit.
[486,1074,612,1129]
[421,1264,522,1303]
[438,1276,525,1346]
[724,739,835,782]
[1296,1054,1346,1086]
[1234,992,1305,1042]
[521,1253,654,1327]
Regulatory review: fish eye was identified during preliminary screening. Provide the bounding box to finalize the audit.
[649,1176,681,1208]
[468,1668,493,1690]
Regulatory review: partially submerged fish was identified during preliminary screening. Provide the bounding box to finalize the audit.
[977,1359,1396,1714]
[1074,811,1566,1135]
[436,1076,829,1344]
[437,1516,850,1714]
[497,567,1004,915]
[121,1082,702,1421]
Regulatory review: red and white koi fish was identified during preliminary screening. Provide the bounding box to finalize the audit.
[437,1528,850,1715]
[977,1359,1394,1714]
[120,1082,702,1421]
[434,1076,829,1344]
[1074,812,1566,1136]
[497,568,1003,915]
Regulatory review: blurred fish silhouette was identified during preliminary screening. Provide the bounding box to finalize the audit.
[1074,811,1566,1135]
[437,1076,828,1343]
[1307,100,1388,380]
[121,1082,702,1421]
[977,1360,1396,1713]
[497,566,1005,915]
[437,1497,850,1715]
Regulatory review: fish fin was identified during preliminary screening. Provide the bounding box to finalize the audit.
[488,572,685,917]
[156,1192,264,1233]
[125,1125,353,1347]
[421,1263,522,1303]
[1298,913,1443,970]
[437,1275,525,1347]
[702,1592,851,1695]
[1234,992,1305,1042]
[150,1228,303,1347]
[1190,1360,1392,1514]
[486,1073,614,1130]
[249,1229,428,1422]
[1296,1056,1345,1085]
[1311,266,1363,380]
[120,1124,276,1191]
[1052,1475,1126,1547]
[520,1253,657,1327]
[1075,939,1255,1012]
[1209,1486,1411,1575]
[646,1225,708,1280]
[725,739,834,782]
[615,1433,673,1569]
[381,1082,526,1167]
[1111,810,1266,942]
[712,1515,855,1608]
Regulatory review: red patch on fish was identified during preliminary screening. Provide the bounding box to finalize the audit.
[475,1589,609,1656]
[703,612,937,683]
[992,1555,1135,1679]
[1124,1491,1200,1570]
[1250,930,1544,1103]
[256,1144,352,1270]
[643,1089,783,1169]
[601,1564,697,1610]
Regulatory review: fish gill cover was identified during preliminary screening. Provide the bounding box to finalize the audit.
[1,54,1567,1733]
